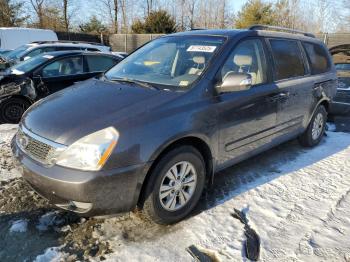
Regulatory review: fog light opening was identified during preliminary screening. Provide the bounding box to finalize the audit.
[56,201,93,213]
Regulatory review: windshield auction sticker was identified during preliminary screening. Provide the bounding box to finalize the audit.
[187,45,217,53]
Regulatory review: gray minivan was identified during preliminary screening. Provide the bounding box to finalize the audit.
[12,26,337,224]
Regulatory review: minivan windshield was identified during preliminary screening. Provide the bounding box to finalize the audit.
[10,54,53,75]
[105,35,226,90]
[3,44,30,60]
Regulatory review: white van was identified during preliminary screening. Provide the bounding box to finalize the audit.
[0,27,58,50]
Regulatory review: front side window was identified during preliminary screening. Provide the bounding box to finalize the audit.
[303,42,331,74]
[10,54,53,74]
[85,55,118,72]
[270,39,306,80]
[105,35,226,90]
[220,39,267,85]
[26,47,56,59]
[42,56,83,77]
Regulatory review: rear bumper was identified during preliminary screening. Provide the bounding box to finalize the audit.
[11,137,151,216]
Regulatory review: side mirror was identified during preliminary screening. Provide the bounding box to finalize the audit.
[216,72,252,93]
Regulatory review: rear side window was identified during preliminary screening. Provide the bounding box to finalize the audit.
[87,48,100,52]
[85,55,118,72]
[56,46,81,51]
[303,42,331,74]
[26,47,56,59]
[80,47,100,52]
[269,39,306,80]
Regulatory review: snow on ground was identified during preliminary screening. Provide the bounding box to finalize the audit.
[9,219,28,233]
[0,124,20,181]
[1,123,350,261]
[36,211,65,231]
[33,247,68,262]
[98,130,350,262]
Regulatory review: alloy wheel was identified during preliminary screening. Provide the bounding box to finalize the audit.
[159,161,197,211]
[311,113,324,140]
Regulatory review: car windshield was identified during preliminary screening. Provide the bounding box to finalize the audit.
[335,63,350,71]
[9,54,53,75]
[105,35,226,90]
[3,44,31,60]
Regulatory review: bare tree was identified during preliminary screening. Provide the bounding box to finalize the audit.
[113,0,118,33]
[62,0,79,32]
[187,0,196,29]
[96,0,118,33]
[119,0,127,33]
[146,0,153,16]
[63,0,68,31]
[30,0,45,28]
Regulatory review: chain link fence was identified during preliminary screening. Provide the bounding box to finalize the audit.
[56,31,108,44]
[315,33,350,48]
[109,34,164,53]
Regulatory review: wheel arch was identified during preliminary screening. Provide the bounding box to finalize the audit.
[0,95,33,123]
[137,135,214,207]
[1,95,33,105]
[319,99,329,113]
[306,99,330,127]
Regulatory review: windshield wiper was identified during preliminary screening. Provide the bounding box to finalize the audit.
[109,77,159,90]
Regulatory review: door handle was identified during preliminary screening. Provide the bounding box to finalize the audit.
[268,92,290,102]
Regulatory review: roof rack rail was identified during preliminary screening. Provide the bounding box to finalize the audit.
[249,25,315,38]
[30,40,105,46]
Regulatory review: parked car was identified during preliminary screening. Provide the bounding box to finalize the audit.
[0,41,112,71]
[0,27,57,51]
[112,51,128,59]
[0,49,10,55]
[329,44,350,115]
[12,26,337,224]
[0,51,121,123]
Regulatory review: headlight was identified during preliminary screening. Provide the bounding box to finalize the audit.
[0,82,21,97]
[56,127,119,171]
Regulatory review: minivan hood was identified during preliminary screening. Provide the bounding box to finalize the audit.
[22,79,180,145]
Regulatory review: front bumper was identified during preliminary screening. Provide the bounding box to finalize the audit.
[11,138,151,216]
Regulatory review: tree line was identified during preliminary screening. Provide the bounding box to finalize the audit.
[0,0,349,34]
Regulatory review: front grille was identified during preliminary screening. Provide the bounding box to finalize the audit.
[16,127,66,166]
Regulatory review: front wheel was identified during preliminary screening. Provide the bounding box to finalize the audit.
[298,105,327,147]
[0,97,30,124]
[142,146,206,224]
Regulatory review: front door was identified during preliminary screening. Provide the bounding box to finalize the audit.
[216,38,279,168]
[34,55,89,95]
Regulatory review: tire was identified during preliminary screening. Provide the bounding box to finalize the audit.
[298,105,327,147]
[0,97,30,124]
[142,146,206,224]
